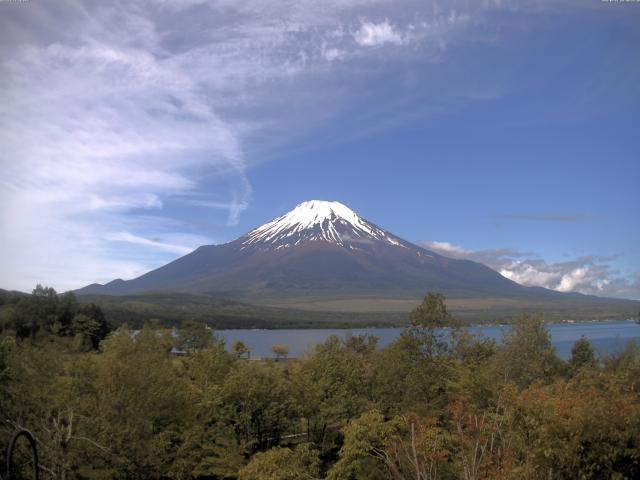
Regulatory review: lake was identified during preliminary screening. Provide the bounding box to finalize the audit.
[217,319,640,360]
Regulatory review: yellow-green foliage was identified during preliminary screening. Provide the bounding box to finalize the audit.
[1,311,639,479]
[238,444,320,480]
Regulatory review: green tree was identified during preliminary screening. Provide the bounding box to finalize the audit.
[375,293,459,417]
[495,314,561,389]
[77,302,109,344]
[405,292,456,360]
[602,339,640,374]
[176,319,212,352]
[328,410,456,480]
[5,286,108,345]
[233,340,251,358]
[238,444,320,480]
[410,292,455,329]
[186,341,236,407]
[601,340,640,395]
[503,373,640,478]
[568,336,596,375]
[1,340,102,478]
[173,338,242,478]
[0,304,15,335]
[373,329,457,417]
[291,335,370,450]
[327,410,399,480]
[172,423,244,479]
[54,291,79,335]
[220,361,296,450]
[71,313,104,351]
[452,330,499,410]
[10,285,60,341]
[88,324,191,478]
[344,333,378,356]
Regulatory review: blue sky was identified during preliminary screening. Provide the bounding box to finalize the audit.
[0,0,638,298]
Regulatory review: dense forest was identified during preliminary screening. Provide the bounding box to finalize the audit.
[1,289,640,479]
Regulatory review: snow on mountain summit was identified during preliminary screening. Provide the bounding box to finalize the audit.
[241,200,405,250]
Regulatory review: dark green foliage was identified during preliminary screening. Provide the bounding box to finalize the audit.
[11,285,59,340]
[291,335,371,451]
[220,361,295,451]
[344,333,378,356]
[176,319,214,352]
[238,444,320,480]
[372,327,456,416]
[409,292,454,328]
[495,313,562,388]
[1,291,639,479]
[232,340,251,358]
[71,313,104,351]
[569,336,596,375]
[6,285,109,348]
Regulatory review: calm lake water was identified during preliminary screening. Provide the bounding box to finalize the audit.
[217,319,640,360]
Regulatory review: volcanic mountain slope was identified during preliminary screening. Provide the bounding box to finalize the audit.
[76,200,600,303]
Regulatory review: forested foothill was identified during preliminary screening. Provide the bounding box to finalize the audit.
[0,286,109,350]
[1,290,639,479]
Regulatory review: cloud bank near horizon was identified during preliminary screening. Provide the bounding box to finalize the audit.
[421,241,640,300]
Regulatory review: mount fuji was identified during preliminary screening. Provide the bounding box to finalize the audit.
[78,200,574,303]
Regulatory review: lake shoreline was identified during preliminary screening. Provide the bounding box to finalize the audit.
[214,315,640,332]
[214,319,640,361]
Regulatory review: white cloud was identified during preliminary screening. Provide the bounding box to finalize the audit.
[0,2,249,291]
[354,20,404,47]
[421,240,640,300]
[422,241,471,257]
[499,263,560,287]
[556,267,588,292]
[323,47,345,62]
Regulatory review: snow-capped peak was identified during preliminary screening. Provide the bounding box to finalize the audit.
[241,200,405,250]
[266,200,365,231]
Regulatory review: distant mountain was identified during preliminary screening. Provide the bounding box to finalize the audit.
[75,201,629,308]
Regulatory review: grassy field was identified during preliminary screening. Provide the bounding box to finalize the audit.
[78,292,408,329]
[265,295,640,324]
[267,294,638,313]
[74,291,640,329]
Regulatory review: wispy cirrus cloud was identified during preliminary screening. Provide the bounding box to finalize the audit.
[0,4,246,290]
[421,240,639,300]
[106,232,204,256]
